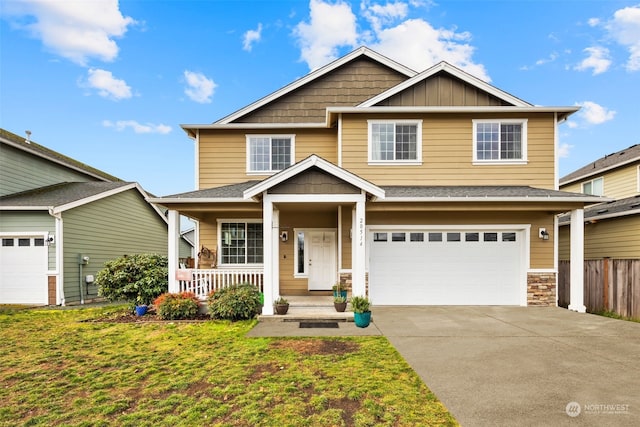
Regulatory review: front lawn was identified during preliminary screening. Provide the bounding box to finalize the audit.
[0,306,457,426]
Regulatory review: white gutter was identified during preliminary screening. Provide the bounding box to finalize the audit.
[148,197,257,204]
[378,196,608,203]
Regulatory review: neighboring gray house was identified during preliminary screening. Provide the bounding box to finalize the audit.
[0,128,169,305]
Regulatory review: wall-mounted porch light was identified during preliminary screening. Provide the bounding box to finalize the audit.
[538,228,549,240]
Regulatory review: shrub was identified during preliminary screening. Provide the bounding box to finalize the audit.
[207,283,262,321]
[154,292,200,320]
[350,296,370,313]
[96,253,168,306]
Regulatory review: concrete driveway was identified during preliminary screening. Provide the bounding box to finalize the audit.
[373,306,640,427]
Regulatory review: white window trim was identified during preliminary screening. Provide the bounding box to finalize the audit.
[472,119,528,165]
[216,219,264,268]
[367,119,423,165]
[246,134,296,175]
[582,176,604,196]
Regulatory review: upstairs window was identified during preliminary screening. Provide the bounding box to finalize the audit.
[473,119,527,163]
[247,135,294,173]
[368,120,422,164]
[582,177,604,196]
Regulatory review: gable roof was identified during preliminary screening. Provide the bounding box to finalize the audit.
[213,47,417,125]
[0,128,121,182]
[0,181,166,220]
[560,143,640,186]
[559,194,640,224]
[243,155,385,200]
[358,61,531,108]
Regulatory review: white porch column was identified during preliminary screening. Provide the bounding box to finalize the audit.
[272,207,280,299]
[262,197,274,315]
[351,194,366,296]
[167,210,180,293]
[568,208,586,312]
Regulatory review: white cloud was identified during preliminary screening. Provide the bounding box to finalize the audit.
[587,18,600,27]
[3,0,136,66]
[292,0,489,81]
[292,0,358,70]
[574,46,611,75]
[183,71,217,104]
[558,143,573,158]
[243,23,263,52]
[85,68,132,100]
[607,5,640,71]
[103,120,172,134]
[575,101,616,125]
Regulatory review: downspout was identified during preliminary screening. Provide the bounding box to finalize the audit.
[78,258,85,305]
[337,114,343,167]
[49,208,65,306]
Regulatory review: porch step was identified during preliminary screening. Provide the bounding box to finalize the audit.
[258,295,355,322]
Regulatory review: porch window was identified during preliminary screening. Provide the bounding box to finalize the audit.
[220,222,263,265]
[473,119,527,163]
[246,135,294,173]
[368,120,422,164]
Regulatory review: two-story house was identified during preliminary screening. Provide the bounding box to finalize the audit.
[151,47,602,315]
[0,128,181,305]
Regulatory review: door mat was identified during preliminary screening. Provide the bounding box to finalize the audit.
[299,322,340,329]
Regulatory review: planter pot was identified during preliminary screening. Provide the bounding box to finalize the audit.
[354,311,371,328]
[275,304,289,315]
[135,305,148,316]
[333,290,347,299]
[334,302,347,312]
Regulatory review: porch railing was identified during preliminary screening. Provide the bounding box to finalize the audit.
[178,269,264,300]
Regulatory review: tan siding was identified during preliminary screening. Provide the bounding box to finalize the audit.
[341,113,556,188]
[559,216,640,259]
[198,128,337,188]
[235,57,408,123]
[341,206,352,270]
[367,210,555,268]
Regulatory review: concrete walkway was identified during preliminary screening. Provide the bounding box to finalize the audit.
[248,306,640,426]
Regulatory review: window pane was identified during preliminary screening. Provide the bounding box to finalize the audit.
[500,124,522,159]
[476,122,499,160]
[297,232,305,274]
[18,238,30,247]
[373,232,387,242]
[249,138,270,171]
[592,178,604,196]
[410,232,424,242]
[428,232,442,242]
[34,238,45,246]
[391,232,406,242]
[246,223,263,263]
[465,232,479,242]
[395,125,417,160]
[271,138,291,171]
[502,232,517,242]
[2,238,14,247]
[447,232,461,242]
[221,223,245,264]
[372,123,395,161]
[484,232,498,242]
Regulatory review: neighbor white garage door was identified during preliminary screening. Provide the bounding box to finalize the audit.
[0,236,48,304]
[369,229,524,305]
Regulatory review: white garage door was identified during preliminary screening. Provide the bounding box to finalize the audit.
[369,229,524,305]
[0,236,48,304]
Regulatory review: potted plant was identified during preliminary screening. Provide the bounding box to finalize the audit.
[333,295,347,312]
[332,283,347,299]
[274,296,289,315]
[350,295,371,328]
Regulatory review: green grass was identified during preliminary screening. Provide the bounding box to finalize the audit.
[0,306,457,426]
[593,309,640,323]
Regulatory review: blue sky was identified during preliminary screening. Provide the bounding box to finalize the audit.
[1,0,639,198]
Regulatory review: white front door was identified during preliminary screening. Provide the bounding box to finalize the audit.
[307,231,336,290]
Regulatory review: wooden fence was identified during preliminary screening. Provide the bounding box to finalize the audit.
[558,259,640,318]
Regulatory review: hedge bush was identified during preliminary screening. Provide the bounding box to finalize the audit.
[96,253,168,306]
[207,283,262,321]
[154,292,200,320]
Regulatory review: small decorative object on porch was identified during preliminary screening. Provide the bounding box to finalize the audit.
[350,296,371,328]
[333,295,347,312]
[332,283,347,299]
[274,296,289,315]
